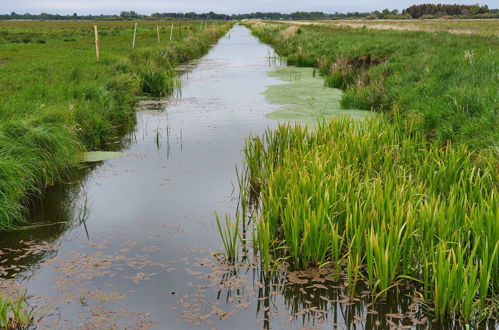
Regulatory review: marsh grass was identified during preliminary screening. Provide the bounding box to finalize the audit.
[219,115,498,323]
[246,21,498,150]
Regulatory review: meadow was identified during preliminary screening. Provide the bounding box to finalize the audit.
[214,20,498,325]
[0,20,232,229]
[314,18,499,36]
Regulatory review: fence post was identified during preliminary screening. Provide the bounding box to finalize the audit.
[132,23,137,48]
[93,25,100,61]
[156,25,160,43]
[170,23,174,41]
[200,20,203,31]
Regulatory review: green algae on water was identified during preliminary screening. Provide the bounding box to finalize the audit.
[83,151,126,163]
[264,67,374,125]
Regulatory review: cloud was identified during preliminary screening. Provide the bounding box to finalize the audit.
[1,0,495,15]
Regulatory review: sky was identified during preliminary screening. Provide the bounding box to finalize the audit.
[1,0,497,15]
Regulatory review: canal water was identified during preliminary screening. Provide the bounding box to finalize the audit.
[1,25,492,329]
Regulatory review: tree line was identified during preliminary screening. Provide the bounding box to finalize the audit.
[0,11,382,21]
[402,3,489,18]
[0,5,496,21]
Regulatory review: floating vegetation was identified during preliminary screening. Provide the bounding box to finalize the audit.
[218,116,498,324]
[264,67,374,125]
[83,151,126,163]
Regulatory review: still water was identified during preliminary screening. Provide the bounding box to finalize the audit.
[1,25,492,329]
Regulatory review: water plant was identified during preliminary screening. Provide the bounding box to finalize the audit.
[0,293,34,329]
[219,116,498,323]
[215,212,240,262]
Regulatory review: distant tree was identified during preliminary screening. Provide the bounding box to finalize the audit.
[381,8,391,18]
[470,4,481,15]
[120,11,139,19]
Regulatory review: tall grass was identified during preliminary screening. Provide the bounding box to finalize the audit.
[222,115,497,322]
[0,21,233,229]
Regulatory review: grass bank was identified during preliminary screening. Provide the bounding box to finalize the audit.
[0,20,233,229]
[245,21,498,150]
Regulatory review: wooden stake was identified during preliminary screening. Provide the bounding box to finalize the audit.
[200,21,203,31]
[132,23,137,48]
[156,25,160,43]
[169,23,174,41]
[93,25,100,61]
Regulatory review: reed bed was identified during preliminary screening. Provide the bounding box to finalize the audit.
[220,116,498,322]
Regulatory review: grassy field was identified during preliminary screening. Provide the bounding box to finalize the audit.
[246,20,498,150]
[307,18,499,36]
[0,20,232,229]
[213,20,499,325]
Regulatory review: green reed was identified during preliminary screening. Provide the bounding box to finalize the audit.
[215,212,240,263]
[0,293,33,330]
[219,116,497,322]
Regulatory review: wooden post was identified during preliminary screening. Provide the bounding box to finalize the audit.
[169,23,174,41]
[93,25,100,61]
[156,25,160,43]
[199,21,203,31]
[132,23,137,48]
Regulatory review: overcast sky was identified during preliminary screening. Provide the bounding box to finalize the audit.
[1,0,497,15]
